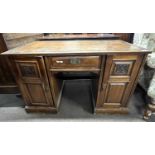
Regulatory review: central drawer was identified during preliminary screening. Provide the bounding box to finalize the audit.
[46,56,101,69]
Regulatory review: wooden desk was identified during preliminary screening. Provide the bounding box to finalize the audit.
[2,40,151,114]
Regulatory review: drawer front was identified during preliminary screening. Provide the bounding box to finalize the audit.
[47,56,101,69]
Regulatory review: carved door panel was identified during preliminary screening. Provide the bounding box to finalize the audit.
[97,54,144,108]
[13,56,54,107]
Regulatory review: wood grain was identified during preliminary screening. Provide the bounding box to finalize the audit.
[2,40,150,56]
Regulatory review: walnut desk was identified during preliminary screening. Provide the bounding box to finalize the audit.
[2,40,150,114]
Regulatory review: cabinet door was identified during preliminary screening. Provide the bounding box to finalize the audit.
[97,54,144,108]
[13,56,54,107]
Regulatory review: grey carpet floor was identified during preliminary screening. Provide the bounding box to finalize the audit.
[0,80,154,122]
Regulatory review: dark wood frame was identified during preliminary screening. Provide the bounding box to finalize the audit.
[0,34,18,93]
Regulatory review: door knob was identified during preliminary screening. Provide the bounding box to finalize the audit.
[43,84,49,92]
[102,83,107,90]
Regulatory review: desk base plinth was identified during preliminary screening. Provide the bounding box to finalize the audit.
[95,107,128,114]
[25,106,57,113]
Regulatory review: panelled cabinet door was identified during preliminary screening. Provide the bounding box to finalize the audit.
[97,54,144,108]
[13,56,54,107]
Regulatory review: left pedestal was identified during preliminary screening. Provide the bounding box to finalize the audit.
[10,56,57,113]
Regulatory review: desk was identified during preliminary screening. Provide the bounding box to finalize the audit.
[2,40,150,114]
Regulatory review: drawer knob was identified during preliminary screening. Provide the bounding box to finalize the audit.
[56,60,63,64]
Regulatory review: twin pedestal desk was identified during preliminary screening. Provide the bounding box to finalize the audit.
[2,40,150,114]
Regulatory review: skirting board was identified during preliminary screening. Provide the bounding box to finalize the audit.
[0,85,19,94]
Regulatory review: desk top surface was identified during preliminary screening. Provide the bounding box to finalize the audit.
[2,40,150,56]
